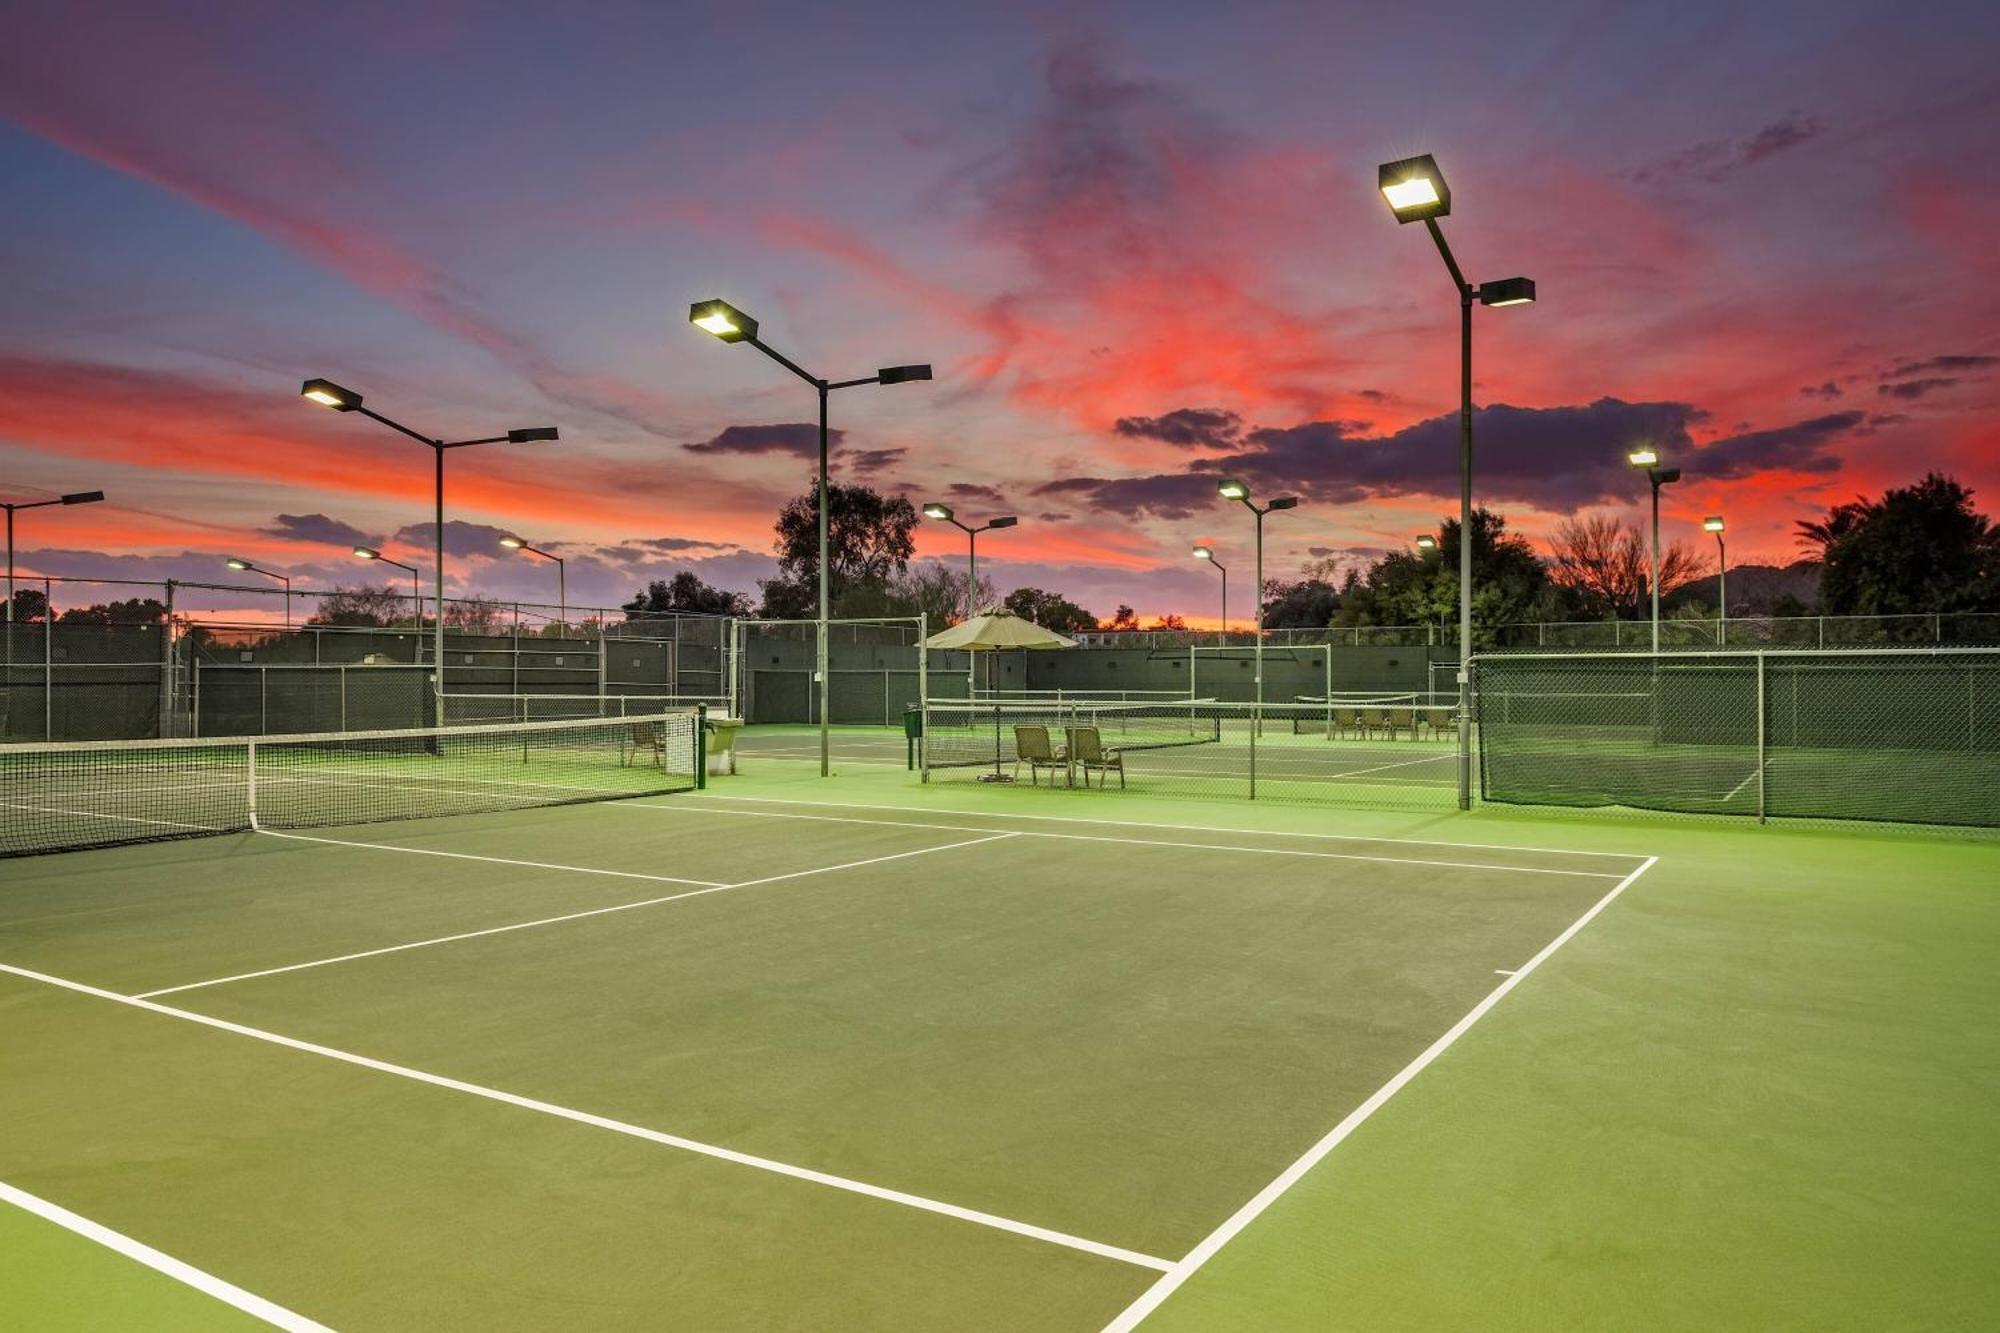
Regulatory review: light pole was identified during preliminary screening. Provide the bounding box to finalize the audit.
[1215,480,1296,703]
[352,547,422,629]
[1704,515,1726,644]
[691,300,931,775]
[1379,153,1535,810]
[1192,545,1227,635]
[225,557,293,627]
[923,504,1016,698]
[302,378,557,710]
[1627,448,1682,652]
[499,535,565,629]
[4,490,103,623]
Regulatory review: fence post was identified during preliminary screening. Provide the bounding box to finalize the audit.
[42,580,52,741]
[1756,652,1767,823]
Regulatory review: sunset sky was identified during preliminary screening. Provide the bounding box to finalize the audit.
[2,1,1996,625]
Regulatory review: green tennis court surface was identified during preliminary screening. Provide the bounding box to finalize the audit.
[4,751,1997,1328]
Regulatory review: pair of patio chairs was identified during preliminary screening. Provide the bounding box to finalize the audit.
[1014,725,1125,788]
[1324,706,1453,741]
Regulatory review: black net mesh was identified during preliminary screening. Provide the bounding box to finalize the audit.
[1,711,702,858]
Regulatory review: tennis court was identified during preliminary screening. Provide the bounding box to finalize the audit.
[5,708,1999,1329]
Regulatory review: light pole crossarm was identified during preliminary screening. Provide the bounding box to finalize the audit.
[1423,217,1472,296]
[747,337,822,387]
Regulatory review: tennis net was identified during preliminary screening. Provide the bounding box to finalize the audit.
[921,699,1223,771]
[1,710,702,858]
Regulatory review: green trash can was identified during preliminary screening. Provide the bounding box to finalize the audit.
[903,705,923,770]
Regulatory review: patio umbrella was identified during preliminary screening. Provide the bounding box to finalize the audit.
[923,608,1079,652]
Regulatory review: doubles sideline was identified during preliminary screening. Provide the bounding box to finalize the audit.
[1099,854,1663,1330]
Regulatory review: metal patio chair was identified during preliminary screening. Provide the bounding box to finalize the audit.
[1067,725,1125,789]
[1013,724,1068,786]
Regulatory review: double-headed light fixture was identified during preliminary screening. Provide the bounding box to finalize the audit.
[302,379,557,681]
[1627,447,1682,652]
[921,504,1016,621]
[691,299,932,775]
[1379,152,1535,809]
[3,489,103,624]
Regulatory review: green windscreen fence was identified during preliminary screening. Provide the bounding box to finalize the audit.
[1473,648,2000,828]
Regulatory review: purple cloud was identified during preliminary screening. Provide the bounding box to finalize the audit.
[1113,407,1243,449]
[1878,378,1959,400]
[261,512,380,548]
[686,423,843,457]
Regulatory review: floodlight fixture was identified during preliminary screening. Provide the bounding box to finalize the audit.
[689,299,757,343]
[1192,545,1213,561]
[1268,496,1299,511]
[61,491,106,505]
[1378,154,1450,223]
[876,364,933,385]
[1628,447,1660,468]
[1217,478,1249,500]
[923,503,953,521]
[987,515,1018,530]
[1704,516,1726,533]
[1416,534,1438,551]
[507,427,560,444]
[1478,277,1537,307]
[498,535,526,549]
[301,378,361,411]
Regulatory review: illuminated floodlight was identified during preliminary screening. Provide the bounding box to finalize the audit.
[688,299,757,343]
[1628,447,1660,468]
[1416,534,1438,551]
[499,535,526,549]
[1704,516,1726,533]
[1193,545,1214,561]
[1377,154,1450,223]
[922,503,953,521]
[301,378,361,411]
[1217,478,1249,500]
[1478,276,1537,307]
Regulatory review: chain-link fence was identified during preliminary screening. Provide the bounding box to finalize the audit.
[918,698,1459,808]
[733,618,958,724]
[1473,648,2000,828]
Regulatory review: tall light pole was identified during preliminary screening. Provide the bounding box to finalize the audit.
[4,490,103,623]
[352,547,422,629]
[1215,480,1297,705]
[302,378,557,712]
[1627,448,1681,652]
[1704,515,1726,644]
[923,504,1016,698]
[1379,153,1535,810]
[499,535,565,629]
[225,557,293,627]
[691,300,931,776]
[1192,544,1227,635]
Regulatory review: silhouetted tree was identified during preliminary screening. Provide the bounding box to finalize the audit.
[624,573,751,619]
[1003,587,1097,634]
[1804,473,1998,615]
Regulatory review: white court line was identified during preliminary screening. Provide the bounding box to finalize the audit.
[682,791,1655,862]
[627,803,1627,880]
[250,830,727,887]
[0,1178,329,1332]
[0,800,224,834]
[1099,854,1662,1331]
[139,833,1018,998]
[0,963,1170,1274]
[1718,761,1768,804]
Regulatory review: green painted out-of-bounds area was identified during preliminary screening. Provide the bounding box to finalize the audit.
[2,728,1997,1329]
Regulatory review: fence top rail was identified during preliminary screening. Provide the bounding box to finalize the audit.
[1470,645,1999,663]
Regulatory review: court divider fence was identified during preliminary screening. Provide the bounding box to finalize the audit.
[917,697,1460,808]
[1471,647,2000,829]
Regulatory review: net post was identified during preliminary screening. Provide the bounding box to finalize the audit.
[246,738,260,831]
[1756,651,1767,823]
[696,702,708,791]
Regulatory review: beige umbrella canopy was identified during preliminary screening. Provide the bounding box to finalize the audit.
[924,609,1078,652]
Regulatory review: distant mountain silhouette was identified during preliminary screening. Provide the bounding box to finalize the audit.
[1666,559,1821,614]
